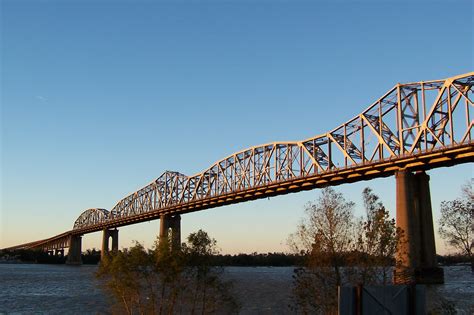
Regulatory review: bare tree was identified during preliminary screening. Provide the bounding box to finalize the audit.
[438,182,474,272]
[96,230,238,314]
[289,187,400,314]
[97,242,159,314]
[182,229,239,314]
[289,187,356,314]
[355,188,401,285]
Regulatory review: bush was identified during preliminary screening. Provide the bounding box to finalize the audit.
[96,230,239,314]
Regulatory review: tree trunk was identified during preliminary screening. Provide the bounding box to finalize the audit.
[159,284,166,315]
[201,284,207,315]
[191,278,200,315]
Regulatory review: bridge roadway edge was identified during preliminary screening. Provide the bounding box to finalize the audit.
[2,142,472,251]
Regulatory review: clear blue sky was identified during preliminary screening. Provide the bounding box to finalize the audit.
[1,0,472,254]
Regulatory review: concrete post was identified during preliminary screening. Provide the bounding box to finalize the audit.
[414,172,436,266]
[160,214,170,240]
[66,235,82,265]
[101,229,110,259]
[394,170,444,284]
[414,171,444,283]
[170,215,181,250]
[101,229,119,260]
[394,170,420,284]
[159,214,181,251]
[111,229,119,252]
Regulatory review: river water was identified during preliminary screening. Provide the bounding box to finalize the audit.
[0,264,472,314]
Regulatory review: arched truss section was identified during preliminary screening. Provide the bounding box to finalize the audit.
[73,208,110,230]
[80,72,474,228]
[111,171,188,218]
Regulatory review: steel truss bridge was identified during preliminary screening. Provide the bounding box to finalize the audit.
[4,72,474,253]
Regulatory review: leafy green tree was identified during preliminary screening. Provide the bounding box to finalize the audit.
[438,182,474,272]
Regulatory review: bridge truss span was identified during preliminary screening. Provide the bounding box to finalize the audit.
[110,171,189,219]
[73,208,110,230]
[97,72,473,231]
[3,72,473,249]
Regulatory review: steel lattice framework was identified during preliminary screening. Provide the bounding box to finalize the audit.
[73,208,110,230]
[102,72,473,223]
[3,72,473,250]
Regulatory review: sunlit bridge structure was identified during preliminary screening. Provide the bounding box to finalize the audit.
[3,72,473,284]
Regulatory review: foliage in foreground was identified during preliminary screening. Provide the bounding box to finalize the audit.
[96,230,239,314]
[288,187,402,314]
[438,182,473,272]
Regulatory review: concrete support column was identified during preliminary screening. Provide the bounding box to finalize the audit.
[414,171,436,267]
[102,229,119,260]
[159,214,170,240]
[160,214,181,251]
[111,229,119,252]
[170,215,181,250]
[394,170,444,284]
[66,235,82,265]
[395,170,420,284]
[102,229,110,258]
[414,171,444,283]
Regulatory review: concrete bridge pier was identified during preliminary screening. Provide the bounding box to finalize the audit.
[101,228,119,259]
[394,170,444,284]
[66,235,82,265]
[160,214,181,250]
